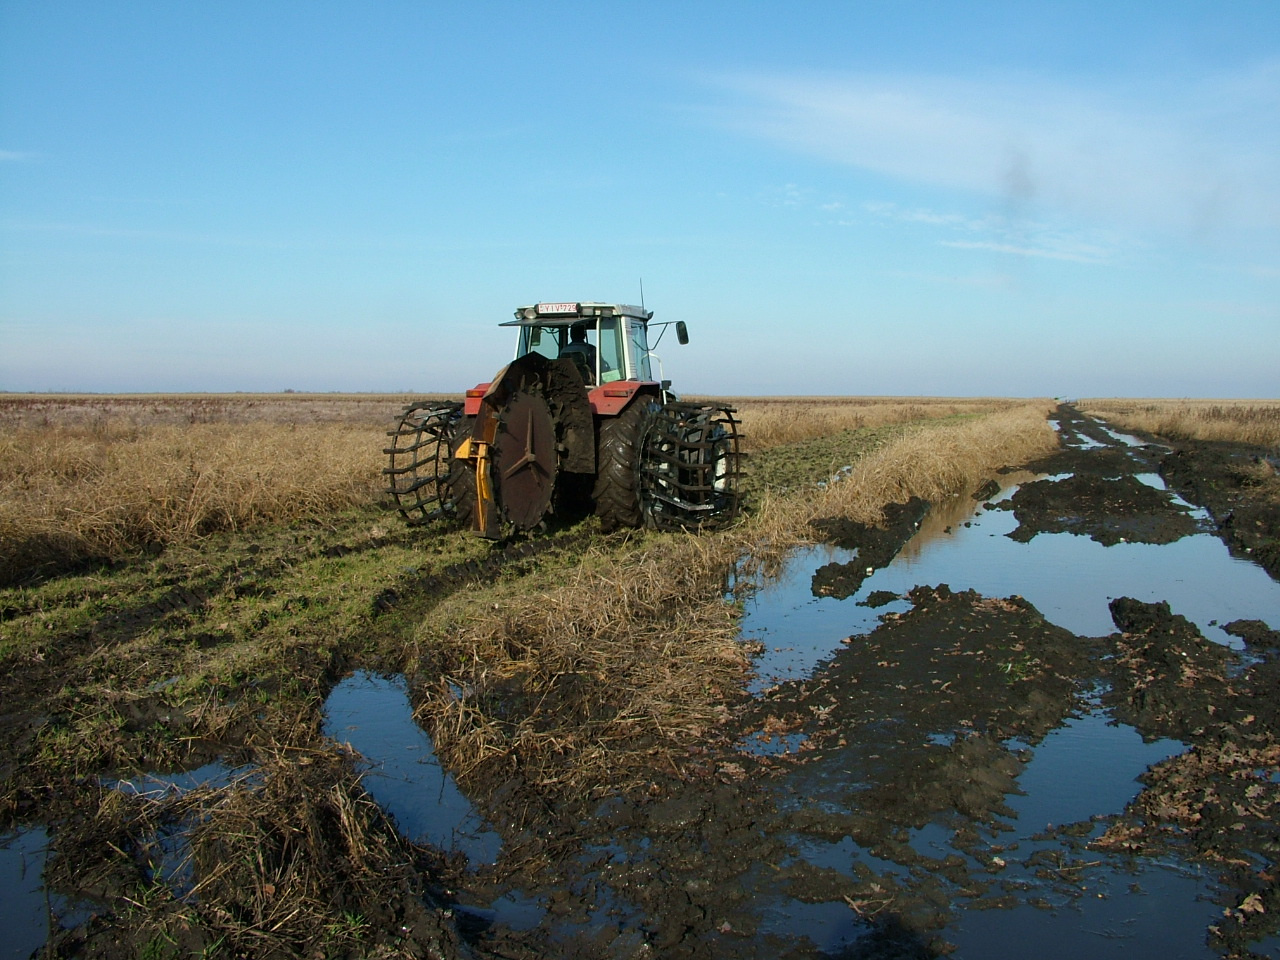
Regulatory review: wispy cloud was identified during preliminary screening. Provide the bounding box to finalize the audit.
[0,149,38,162]
[710,63,1280,238]
[940,239,1102,264]
[865,200,1126,264]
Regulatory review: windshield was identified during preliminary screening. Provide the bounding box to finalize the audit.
[514,316,645,384]
[517,325,564,361]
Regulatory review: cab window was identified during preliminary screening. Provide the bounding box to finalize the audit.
[597,317,624,382]
[627,320,653,381]
[518,325,563,361]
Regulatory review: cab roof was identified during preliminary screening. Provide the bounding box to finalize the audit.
[502,301,653,327]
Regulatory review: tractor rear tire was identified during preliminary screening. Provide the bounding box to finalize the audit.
[447,416,477,529]
[593,400,653,532]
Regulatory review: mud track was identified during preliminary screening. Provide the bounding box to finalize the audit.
[4,405,1279,959]
[431,405,1280,959]
[403,405,1280,959]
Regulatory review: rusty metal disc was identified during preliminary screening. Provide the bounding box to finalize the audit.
[492,388,558,530]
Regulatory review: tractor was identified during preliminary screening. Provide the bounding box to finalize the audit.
[384,301,742,538]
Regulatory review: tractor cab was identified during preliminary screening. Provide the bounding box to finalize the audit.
[503,302,687,387]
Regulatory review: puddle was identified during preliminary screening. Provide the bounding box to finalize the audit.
[2,826,53,960]
[758,897,863,953]
[733,420,1280,957]
[743,478,1280,677]
[1095,423,1164,450]
[322,672,501,865]
[453,890,546,933]
[108,759,257,798]
[1002,710,1183,832]
[0,826,97,960]
[738,729,808,756]
[951,860,1220,959]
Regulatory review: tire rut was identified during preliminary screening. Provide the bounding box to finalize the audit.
[371,528,606,616]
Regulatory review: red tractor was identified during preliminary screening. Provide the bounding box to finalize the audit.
[385,301,742,538]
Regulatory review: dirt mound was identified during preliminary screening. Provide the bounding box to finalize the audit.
[1224,618,1280,648]
[810,498,930,599]
[997,473,1199,545]
[1102,597,1234,741]
[1160,443,1280,578]
[1094,597,1280,956]
[741,585,1098,843]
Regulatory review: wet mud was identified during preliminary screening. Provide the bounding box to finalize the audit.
[811,499,931,600]
[994,405,1201,546]
[423,405,1280,959]
[1161,444,1280,579]
[998,472,1201,545]
[5,404,1280,959]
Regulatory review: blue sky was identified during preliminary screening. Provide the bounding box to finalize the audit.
[2,1,1277,396]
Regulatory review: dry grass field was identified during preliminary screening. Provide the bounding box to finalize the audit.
[709,395,1023,451]
[0,393,1023,585]
[1081,398,1280,448]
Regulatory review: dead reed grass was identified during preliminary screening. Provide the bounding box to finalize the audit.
[712,396,1020,452]
[807,401,1059,525]
[0,392,427,429]
[0,421,384,583]
[49,751,443,957]
[418,534,747,796]
[1080,399,1280,449]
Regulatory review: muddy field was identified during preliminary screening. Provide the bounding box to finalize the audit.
[2,403,1279,959]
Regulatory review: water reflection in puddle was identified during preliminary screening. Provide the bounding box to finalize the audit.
[1002,710,1182,831]
[745,477,1280,693]
[109,760,256,798]
[739,443,1280,956]
[761,687,1219,956]
[955,862,1218,959]
[322,672,501,865]
[1,826,53,960]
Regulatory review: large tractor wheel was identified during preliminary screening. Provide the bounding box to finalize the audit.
[593,399,656,532]
[384,402,465,524]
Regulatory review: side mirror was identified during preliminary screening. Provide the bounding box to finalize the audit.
[676,321,689,345]
[530,327,542,346]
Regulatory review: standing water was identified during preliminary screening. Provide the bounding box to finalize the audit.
[735,412,1280,957]
[315,410,1279,958]
[322,672,501,864]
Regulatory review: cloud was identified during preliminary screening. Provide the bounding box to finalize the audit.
[865,200,1127,264]
[940,239,1103,264]
[0,149,38,162]
[865,201,985,230]
[710,63,1280,237]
